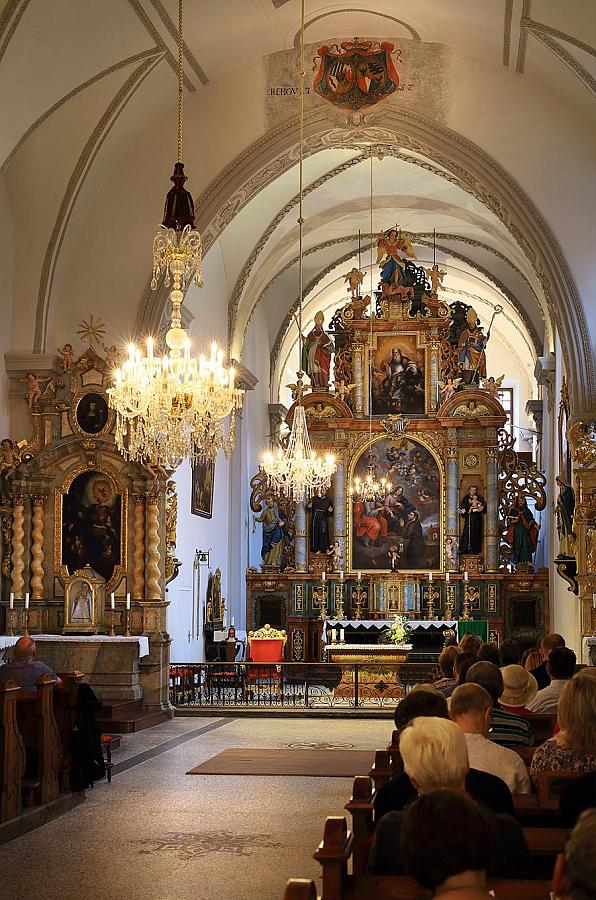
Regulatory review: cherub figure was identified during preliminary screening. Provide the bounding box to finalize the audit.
[142,458,169,480]
[326,540,342,573]
[22,373,51,409]
[482,374,505,399]
[57,343,74,372]
[424,263,447,294]
[333,379,356,404]
[286,379,311,403]
[0,439,21,477]
[343,267,364,299]
[101,343,123,370]
[438,377,462,402]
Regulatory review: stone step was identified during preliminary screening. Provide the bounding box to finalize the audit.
[96,708,169,734]
[98,699,142,718]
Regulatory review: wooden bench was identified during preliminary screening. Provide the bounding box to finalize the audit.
[284,875,554,899]
[0,680,26,821]
[16,674,62,806]
[525,713,557,745]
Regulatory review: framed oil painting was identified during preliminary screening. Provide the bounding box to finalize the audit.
[370,333,426,416]
[60,470,122,583]
[75,391,111,435]
[191,457,215,518]
[349,435,441,572]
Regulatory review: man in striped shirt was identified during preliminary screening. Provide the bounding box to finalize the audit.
[466,661,534,746]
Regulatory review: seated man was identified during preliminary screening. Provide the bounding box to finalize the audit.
[433,645,459,693]
[450,683,531,794]
[526,647,577,714]
[552,808,596,900]
[530,632,565,690]
[466,661,534,746]
[375,689,514,820]
[369,717,533,878]
[0,637,62,691]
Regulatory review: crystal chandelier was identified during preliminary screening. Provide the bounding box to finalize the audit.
[261,0,336,501]
[108,0,243,466]
[349,151,392,503]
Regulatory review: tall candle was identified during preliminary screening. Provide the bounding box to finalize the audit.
[126,593,131,610]
[464,571,469,582]
[110,592,115,610]
[357,571,362,582]
[321,570,326,582]
[428,571,433,582]
[340,627,345,643]
[24,592,30,609]
[9,592,14,610]
[445,572,450,582]
[339,570,344,581]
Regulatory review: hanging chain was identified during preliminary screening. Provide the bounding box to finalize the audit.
[297,0,305,395]
[177,0,184,163]
[368,147,374,445]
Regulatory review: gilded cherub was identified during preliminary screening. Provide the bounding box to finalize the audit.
[424,263,447,294]
[22,373,51,409]
[482,374,505,398]
[343,267,364,299]
[286,380,311,402]
[333,379,356,404]
[57,343,74,373]
[0,439,22,477]
[438,377,462,402]
[101,342,123,371]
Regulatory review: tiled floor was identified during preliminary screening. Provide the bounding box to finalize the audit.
[0,715,391,900]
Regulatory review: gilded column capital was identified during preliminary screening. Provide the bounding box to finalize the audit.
[11,493,26,507]
[486,446,499,459]
[30,494,48,507]
[446,446,458,461]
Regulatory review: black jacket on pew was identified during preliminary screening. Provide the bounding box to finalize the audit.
[529,661,550,691]
[71,682,106,790]
[370,805,533,879]
[374,768,514,822]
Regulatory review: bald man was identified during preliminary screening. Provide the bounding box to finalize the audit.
[0,637,62,690]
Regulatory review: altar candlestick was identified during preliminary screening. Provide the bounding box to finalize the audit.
[24,593,30,609]
[111,593,115,610]
[332,628,337,643]
[464,571,469,582]
[126,593,131,610]
[357,571,362,582]
[339,570,344,581]
[9,592,14,609]
[321,570,326,582]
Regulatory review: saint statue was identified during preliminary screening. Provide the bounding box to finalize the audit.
[71,586,92,623]
[307,493,333,553]
[302,312,334,390]
[505,497,540,566]
[459,485,486,554]
[253,497,286,569]
[555,476,576,557]
[376,229,417,295]
[457,309,487,384]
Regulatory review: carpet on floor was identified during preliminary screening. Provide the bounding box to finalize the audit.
[187,748,375,777]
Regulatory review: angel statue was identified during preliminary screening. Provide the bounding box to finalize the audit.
[57,343,74,373]
[438,377,462,403]
[424,263,446,294]
[333,379,356,404]
[343,267,364,299]
[376,228,417,295]
[286,380,311,403]
[482,374,505,399]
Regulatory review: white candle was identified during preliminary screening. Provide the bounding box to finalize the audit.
[339,570,344,581]
[126,593,131,610]
[464,571,469,582]
[231,616,235,627]
[9,592,14,610]
[24,593,30,610]
[321,570,326,582]
[357,571,362,582]
[332,628,337,643]
[428,571,433,582]
[340,627,345,643]
[593,593,596,610]
[110,593,115,610]
[445,572,450,582]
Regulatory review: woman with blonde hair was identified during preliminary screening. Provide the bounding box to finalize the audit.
[530,673,596,785]
[524,649,542,672]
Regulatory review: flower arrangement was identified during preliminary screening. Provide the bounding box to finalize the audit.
[387,615,412,646]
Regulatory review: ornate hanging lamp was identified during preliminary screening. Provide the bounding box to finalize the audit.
[350,151,392,503]
[108,0,243,467]
[261,0,336,502]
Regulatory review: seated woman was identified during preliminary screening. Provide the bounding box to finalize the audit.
[433,645,460,692]
[401,790,493,899]
[530,672,596,786]
[442,651,477,699]
[499,664,538,716]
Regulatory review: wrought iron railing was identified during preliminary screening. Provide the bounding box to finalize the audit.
[169,661,439,710]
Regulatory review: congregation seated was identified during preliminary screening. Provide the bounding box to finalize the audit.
[529,632,566,691]
[450,683,531,795]
[499,664,539,716]
[530,672,596,786]
[400,789,495,900]
[466,661,534,746]
[0,637,63,691]
[369,717,533,878]
[526,647,576,714]
[442,651,477,699]
[500,638,522,667]
[433,645,459,693]
[551,809,596,900]
[374,690,514,821]
[478,642,501,667]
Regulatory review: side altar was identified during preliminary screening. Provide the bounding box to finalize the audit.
[247,237,549,662]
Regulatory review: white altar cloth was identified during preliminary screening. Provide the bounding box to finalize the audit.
[0,633,149,657]
[322,620,458,643]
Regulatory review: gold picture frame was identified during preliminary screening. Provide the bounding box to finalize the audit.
[63,566,105,634]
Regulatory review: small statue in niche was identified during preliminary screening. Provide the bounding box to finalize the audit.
[459,485,486,555]
[505,496,540,567]
[326,540,342,572]
[388,545,401,572]
[424,263,446,294]
[308,493,333,554]
[71,585,93,623]
[302,311,334,391]
[555,475,576,557]
[445,536,458,570]
[253,497,286,569]
[343,267,364,298]
[57,343,74,372]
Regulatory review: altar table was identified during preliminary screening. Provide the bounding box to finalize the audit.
[323,642,414,701]
[322,620,459,643]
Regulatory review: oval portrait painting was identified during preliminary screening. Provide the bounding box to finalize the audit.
[76,392,109,435]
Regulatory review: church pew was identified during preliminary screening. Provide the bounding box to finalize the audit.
[0,680,26,822]
[369,750,392,791]
[16,675,62,805]
[285,875,553,900]
[524,713,557,745]
[53,672,85,790]
[311,816,559,900]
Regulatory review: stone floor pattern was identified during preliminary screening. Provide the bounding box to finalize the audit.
[0,715,391,900]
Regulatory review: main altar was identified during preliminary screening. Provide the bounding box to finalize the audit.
[246,240,549,664]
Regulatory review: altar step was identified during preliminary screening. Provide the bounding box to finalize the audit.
[97,700,169,734]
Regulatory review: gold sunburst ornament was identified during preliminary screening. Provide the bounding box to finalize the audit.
[76,315,106,348]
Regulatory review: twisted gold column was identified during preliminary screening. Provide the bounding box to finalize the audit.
[133,495,145,599]
[10,494,25,599]
[30,495,46,599]
[146,492,161,600]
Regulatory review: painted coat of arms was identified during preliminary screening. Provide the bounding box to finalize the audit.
[313,39,400,111]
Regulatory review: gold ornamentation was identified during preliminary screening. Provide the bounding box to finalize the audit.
[248,623,287,641]
[292,629,305,662]
[10,495,25,599]
[165,480,180,584]
[76,315,107,347]
[133,495,145,599]
[30,495,47,600]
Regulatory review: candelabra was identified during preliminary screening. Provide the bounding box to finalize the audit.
[461,584,474,621]
[23,606,29,637]
[424,583,439,621]
[444,583,456,620]
[6,607,15,637]
[334,582,345,620]
[109,607,116,637]
[313,584,328,620]
[124,606,131,637]
[352,585,367,620]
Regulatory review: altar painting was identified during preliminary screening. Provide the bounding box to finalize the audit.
[61,470,122,582]
[370,334,425,416]
[350,436,441,572]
